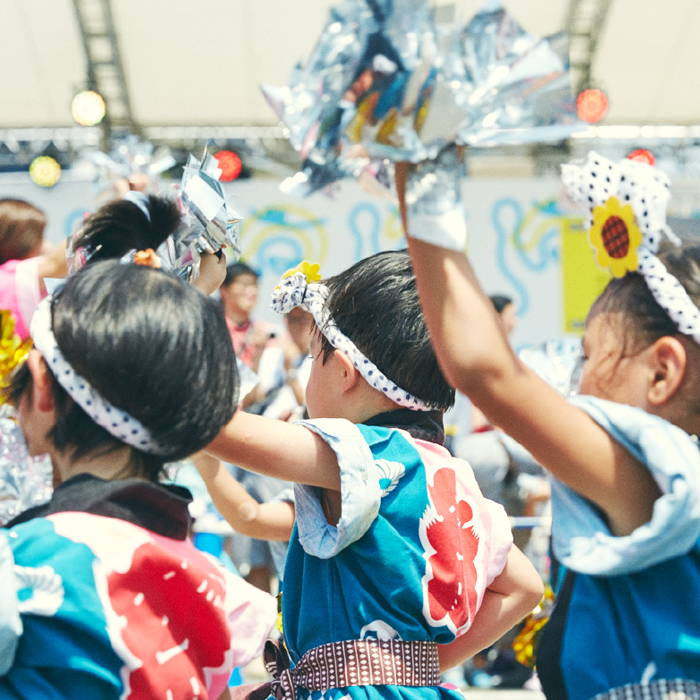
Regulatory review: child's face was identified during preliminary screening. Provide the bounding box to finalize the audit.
[305,330,341,420]
[579,312,652,408]
[17,351,55,458]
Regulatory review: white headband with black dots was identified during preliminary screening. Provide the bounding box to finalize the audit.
[30,296,168,455]
[562,151,700,344]
[271,270,433,411]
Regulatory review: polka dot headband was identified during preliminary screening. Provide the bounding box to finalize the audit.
[562,151,700,344]
[30,296,168,455]
[271,262,433,411]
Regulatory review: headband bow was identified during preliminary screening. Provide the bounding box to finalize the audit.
[562,151,700,344]
[271,262,434,411]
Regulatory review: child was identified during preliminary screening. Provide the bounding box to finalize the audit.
[396,152,700,699]
[0,199,68,340]
[0,260,277,699]
[71,191,226,295]
[199,250,544,700]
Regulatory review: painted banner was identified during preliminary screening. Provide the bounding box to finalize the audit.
[0,171,613,347]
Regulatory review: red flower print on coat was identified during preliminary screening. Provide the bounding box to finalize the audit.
[107,543,231,699]
[420,467,482,634]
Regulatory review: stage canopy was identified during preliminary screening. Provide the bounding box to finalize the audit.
[3,0,700,132]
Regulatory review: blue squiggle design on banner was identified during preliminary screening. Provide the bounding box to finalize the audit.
[517,225,560,272]
[492,198,562,317]
[514,200,560,273]
[348,203,381,261]
[254,208,324,230]
[493,198,531,315]
[252,236,304,278]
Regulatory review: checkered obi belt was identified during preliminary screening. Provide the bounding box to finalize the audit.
[592,679,700,700]
[232,638,442,700]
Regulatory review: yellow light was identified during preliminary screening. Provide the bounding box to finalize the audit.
[29,156,61,188]
[71,90,106,126]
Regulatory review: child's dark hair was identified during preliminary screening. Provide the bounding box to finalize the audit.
[590,240,700,356]
[73,195,181,262]
[223,261,258,287]
[319,249,455,410]
[0,198,46,263]
[9,260,238,481]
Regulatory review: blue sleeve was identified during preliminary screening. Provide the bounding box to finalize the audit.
[551,395,700,576]
[0,533,22,676]
[293,418,381,559]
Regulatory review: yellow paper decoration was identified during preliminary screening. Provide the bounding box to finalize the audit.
[0,311,32,404]
[281,260,322,284]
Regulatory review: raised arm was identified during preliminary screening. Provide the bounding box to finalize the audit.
[192,451,295,541]
[207,410,341,491]
[394,162,660,536]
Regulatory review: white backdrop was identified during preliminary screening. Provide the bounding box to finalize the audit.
[0,171,604,348]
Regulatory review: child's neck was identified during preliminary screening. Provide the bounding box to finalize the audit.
[334,382,399,424]
[53,445,139,484]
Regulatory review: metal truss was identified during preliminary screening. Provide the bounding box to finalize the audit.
[71,0,137,145]
[565,0,614,94]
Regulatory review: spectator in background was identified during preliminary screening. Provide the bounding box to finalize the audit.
[0,199,68,340]
[247,306,314,421]
[219,261,275,373]
[219,260,287,591]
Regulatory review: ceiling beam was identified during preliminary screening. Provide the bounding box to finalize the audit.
[565,0,614,95]
[71,0,138,146]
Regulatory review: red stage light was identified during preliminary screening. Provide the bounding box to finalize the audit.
[214,150,242,182]
[576,89,609,124]
[627,148,656,166]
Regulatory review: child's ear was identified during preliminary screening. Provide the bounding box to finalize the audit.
[647,336,686,406]
[26,349,55,412]
[333,348,360,393]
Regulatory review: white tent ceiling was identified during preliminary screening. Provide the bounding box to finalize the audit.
[2,0,700,133]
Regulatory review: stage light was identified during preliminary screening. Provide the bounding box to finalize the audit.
[29,156,61,188]
[71,90,106,126]
[576,88,609,124]
[214,150,242,182]
[627,148,656,166]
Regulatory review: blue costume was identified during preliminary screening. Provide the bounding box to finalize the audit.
[0,474,277,700]
[537,396,700,700]
[282,410,513,700]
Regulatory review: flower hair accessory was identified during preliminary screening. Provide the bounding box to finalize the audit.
[132,248,162,268]
[30,296,168,455]
[271,261,433,411]
[562,151,700,344]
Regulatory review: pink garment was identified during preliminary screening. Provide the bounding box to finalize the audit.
[0,256,46,340]
[50,511,278,699]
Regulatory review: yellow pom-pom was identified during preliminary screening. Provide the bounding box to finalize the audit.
[0,311,32,404]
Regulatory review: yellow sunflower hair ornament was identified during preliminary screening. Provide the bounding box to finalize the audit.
[588,196,643,279]
[562,152,700,345]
